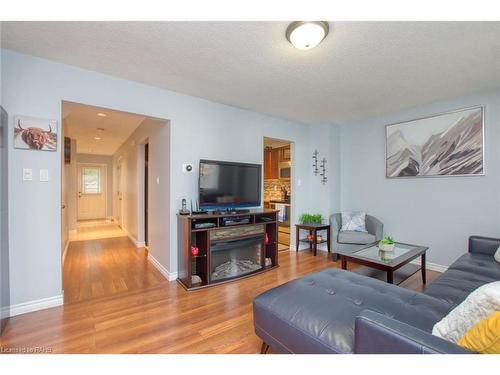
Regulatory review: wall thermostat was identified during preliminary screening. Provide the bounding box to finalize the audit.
[182,163,193,173]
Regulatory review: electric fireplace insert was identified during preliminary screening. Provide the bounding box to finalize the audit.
[210,234,264,282]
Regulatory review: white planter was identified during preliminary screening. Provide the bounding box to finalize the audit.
[379,242,395,252]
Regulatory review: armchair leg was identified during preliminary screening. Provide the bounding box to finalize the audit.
[260,341,270,354]
[332,253,339,262]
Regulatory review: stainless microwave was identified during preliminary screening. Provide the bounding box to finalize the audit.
[279,161,291,179]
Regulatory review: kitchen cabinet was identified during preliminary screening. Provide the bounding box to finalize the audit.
[264,148,280,179]
[280,145,291,162]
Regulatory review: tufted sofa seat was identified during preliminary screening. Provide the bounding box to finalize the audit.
[253,235,500,354]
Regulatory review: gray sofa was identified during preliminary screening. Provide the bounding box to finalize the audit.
[330,213,384,261]
[253,235,500,354]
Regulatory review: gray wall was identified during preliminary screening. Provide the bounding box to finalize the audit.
[340,89,500,267]
[1,49,333,306]
[0,106,10,332]
[61,137,77,260]
[77,153,114,218]
[113,118,170,263]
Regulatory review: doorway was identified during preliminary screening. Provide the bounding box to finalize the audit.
[77,164,107,221]
[263,137,292,251]
[61,101,169,304]
[144,143,149,247]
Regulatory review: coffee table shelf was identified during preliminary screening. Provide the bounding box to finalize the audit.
[353,263,421,285]
[299,238,328,244]
[338,241,427,284]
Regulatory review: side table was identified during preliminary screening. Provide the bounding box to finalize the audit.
[295,223,331,256]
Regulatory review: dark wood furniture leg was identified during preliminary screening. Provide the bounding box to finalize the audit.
[309,230,312,252]
[421,253,426,285]
[326,228,331,253]
[313,229,317,256]
[341,257,347,270]
[387,270,394,284]
[295,227,299,252]
[260,342,269,354]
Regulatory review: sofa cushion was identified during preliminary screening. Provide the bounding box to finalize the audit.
[424,253,500,306]
[458,311,500,354]
[253,268,451,354]
[338,230,376,244]
[494,246,500,264]
[432,281,500,343]
[450,253,500,280]
[341,212,368,232]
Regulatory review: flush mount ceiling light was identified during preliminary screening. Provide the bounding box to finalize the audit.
[286,21,329,50]
[97,112,107,117]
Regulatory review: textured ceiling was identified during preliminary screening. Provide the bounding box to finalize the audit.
[3,21,500,124]
[63,102,145,155]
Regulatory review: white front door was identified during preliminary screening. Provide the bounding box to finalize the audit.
[77,164,106,220]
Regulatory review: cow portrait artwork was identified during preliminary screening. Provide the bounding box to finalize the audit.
[14,117,57,151]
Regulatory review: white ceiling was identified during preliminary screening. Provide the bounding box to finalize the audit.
[3,22,500,124]
[63,102,145,155]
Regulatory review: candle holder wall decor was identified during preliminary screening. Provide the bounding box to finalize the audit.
[320,158,328,184]
[312,149,319,175]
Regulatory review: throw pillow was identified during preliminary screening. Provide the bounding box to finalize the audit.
[495,246,500,264]
[341,212,367,233]
[432,281,500,343]
[458,311,500,354]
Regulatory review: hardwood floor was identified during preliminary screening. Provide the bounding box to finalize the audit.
[63,237,165,304]
[69,220,128,242]
[0,236,439,354]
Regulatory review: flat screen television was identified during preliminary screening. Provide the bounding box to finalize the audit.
[199,159,261,210]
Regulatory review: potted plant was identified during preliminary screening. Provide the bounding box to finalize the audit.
[299,213,323,225]
[379,236,395,252]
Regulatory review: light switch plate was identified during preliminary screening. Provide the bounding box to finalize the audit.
[40,169,49,182]
[23,168,33,181]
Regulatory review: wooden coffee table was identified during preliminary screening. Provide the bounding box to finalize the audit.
[338,242,427,284]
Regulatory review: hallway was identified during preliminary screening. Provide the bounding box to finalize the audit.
[63,235,165,304]
[69,220,128,242]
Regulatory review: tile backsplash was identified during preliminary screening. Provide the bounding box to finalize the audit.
[264,179,291,202]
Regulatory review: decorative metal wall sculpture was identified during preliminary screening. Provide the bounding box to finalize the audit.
[320,158,327,184]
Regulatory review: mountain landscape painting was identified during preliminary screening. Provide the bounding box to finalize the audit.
[386,107,484,178]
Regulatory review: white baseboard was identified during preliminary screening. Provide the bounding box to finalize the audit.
[410,259,448,273]
[122,227,145,248]
[9,294,64,317]
[147,253,177,281]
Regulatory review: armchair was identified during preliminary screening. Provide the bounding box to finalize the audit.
[330,213,384,261]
